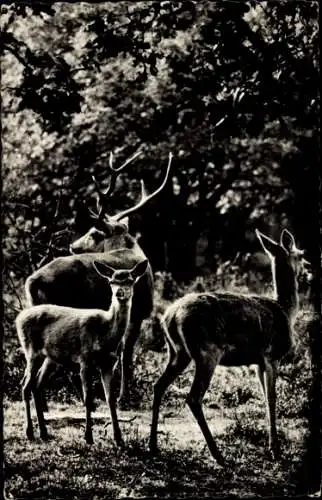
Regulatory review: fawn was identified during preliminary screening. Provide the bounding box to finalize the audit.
[16,259,148,445]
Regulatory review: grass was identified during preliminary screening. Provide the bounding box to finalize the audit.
[4,399,307,499]
[3,349,310,498]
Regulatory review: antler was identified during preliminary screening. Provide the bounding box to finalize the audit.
[91,150,142,219]
[112,152,173,222]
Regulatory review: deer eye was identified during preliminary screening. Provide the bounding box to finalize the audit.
[114,224,127,236]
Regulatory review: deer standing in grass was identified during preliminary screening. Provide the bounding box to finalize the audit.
[17,259,148,444]
[25,152,173,408]
[149,229,306,466]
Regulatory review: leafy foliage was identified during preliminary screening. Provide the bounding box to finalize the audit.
[2,1,319,283]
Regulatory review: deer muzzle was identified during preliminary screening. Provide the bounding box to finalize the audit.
[116,286,132,301]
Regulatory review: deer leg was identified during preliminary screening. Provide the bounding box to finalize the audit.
[28,356,49,413]
[99,359,124,447]
[22,367,33,440]
[34,357,55,440]
[63,370,97,412]
[257,361,279,459]
[118,319,142,407]
[149,346,190,454]
[39,391,49,413]
[264,361,279,459]
[186,351,226,466]
[80,362,93,445]
[256,363,266,400]
[22,356,40,440]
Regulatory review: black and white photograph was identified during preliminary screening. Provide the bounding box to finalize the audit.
[1,1,320,498]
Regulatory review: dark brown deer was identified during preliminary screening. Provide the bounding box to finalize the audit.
[25,151,173,408]
[17,259,148,445]
[149,229,306,466]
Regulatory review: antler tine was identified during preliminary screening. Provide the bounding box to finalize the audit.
[112,152,173,222]
[91,174,105,218]
[92,150,143,218]
[109,151,114,169]
[116,150,143,171]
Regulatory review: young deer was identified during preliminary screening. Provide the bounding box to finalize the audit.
[149,229,306,466]
[16,259,148,445]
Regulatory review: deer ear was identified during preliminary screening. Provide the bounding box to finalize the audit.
[121,216,129,229]
[100,216,114,233]
[93,261,115,279]
[280,229,295,253]
[255,229,279,256]
[131,259,148,280]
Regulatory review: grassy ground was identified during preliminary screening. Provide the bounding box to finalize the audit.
[3,273,313,498]
[4,348,310,499]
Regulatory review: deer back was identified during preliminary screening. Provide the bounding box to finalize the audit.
[163,292,293,365]
[26,249,153,319]
[16,304,122,364]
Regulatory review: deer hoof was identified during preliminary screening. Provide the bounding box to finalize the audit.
[116,438,125,449]
[149,445,159,456]
[85,433,94,445]
[215,454,227,468]
[40,430,49,441]
[268,444,281,461]
[41,402,49,413]
[209,445,226,467]
[114,432,125,448]
[26,427,34,441]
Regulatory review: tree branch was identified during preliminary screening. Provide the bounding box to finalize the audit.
[6,273,23,310]
[3,298,21,314]
[2,41,29,68]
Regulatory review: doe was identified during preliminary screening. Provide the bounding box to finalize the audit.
[16,259,148,445]
[149,229,306,466]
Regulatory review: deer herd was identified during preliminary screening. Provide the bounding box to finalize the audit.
[15,151,310,467]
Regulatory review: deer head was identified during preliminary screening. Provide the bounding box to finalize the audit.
[255,228,307,280]
[255,228,311,322]
[93,259,149,303]
[70,152,173,254]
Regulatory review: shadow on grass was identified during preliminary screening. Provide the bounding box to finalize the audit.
[4,404,302,499]
[4,432,299,499]
[45,413,106,428]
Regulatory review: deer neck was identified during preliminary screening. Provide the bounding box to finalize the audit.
[103,234,128,252]
[103,234,146,258]
[109,295,132,339]
[124,234,147,258]
[272,261,299,326]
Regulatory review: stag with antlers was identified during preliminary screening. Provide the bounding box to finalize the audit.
[25,151,173,409]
